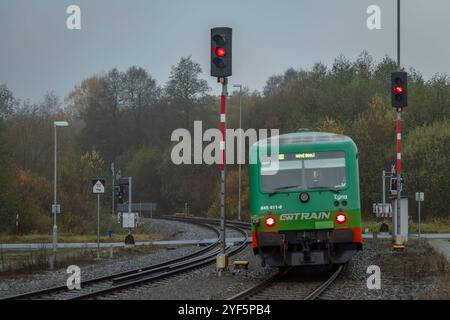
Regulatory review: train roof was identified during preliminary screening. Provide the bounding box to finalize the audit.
[254,131,354,146]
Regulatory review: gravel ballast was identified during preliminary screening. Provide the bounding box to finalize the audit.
[0,219,218,298]
[2,221,448,300]
[112,239,450,300]
[144,219,218,240]
[321,239,449,300]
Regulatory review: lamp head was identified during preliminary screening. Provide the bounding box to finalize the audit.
[54,121,69,127]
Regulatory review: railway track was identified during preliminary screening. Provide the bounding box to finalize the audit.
[72,224,248,300]
[2,217,249,300]
[162,215,251,230]
[228,264,344,300]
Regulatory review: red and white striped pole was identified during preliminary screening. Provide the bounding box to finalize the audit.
[220,90,226,170]
[396,112,402,175]
[219,76,227,255]
[394,0,402,241]
[395,109,402,238]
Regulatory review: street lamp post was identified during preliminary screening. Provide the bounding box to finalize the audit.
[53,121,69,256]
[233,85,243,221]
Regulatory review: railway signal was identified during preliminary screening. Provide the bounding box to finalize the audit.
[210,27,232,78]
[389,177,398,195]
[391,71,408,109]
[117,182,129,204]
[389,176,404,194]
[211,27,232,275]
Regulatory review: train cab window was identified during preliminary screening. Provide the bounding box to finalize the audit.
[260,151,346,192]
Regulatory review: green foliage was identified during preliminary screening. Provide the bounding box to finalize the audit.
[0,86,18,233]
[3,51,450,235]
[0,84,16,119]
[0,120,17,233]
[165,56,209,103]
[121,146,162,203]
[349,95,395,216]
[207,168,249,221]
[15,170,51,233]
[403,120,450,218]
[165,56,210,131]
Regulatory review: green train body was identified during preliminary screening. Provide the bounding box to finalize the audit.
[249,131,362,266]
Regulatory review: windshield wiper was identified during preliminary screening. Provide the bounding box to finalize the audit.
[268,185,341,197]
[307,186,341,194]
[268,185,303,197]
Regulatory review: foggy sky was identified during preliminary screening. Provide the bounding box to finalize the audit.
[1,0,449,102]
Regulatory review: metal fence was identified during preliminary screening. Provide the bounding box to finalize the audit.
[117,202,157,217]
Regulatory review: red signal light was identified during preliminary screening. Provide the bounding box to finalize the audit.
[393,85,403,94]
[215,47,226,57]
[336,213,347,224]
[265,216,276,227]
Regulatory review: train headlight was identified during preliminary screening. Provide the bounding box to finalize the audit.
[299,192,310,203]
[265,216,276,227]
[252,217,260,227]
[336,213,347,224]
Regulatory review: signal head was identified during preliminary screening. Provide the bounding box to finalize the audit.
[391,72,408,108]
[211,27,232,78]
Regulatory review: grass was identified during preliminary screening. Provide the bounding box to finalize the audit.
[0,221,170,274]
[0,243,158,275]
[362,216,450,233]
[0,231,171,244]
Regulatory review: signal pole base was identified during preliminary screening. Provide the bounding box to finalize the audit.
[215,253,228,276]
[393,235,406,251]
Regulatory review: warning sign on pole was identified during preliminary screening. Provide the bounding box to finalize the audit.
[92,179,105,194]
[122,212,136,228]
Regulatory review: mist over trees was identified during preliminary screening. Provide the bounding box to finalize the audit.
[1,52,449,234]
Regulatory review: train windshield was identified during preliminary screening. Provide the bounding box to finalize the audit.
[260,151,347,192]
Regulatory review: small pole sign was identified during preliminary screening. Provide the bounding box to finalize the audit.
[92,179,105,259]
[52,204,61,215]
[92,179,105,194]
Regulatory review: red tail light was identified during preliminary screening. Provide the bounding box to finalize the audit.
[265,216,276,227]
[336,213,347,224]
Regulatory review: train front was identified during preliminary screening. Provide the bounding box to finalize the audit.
[249,132,362,267]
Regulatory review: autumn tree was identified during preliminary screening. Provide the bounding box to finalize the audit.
[164,56,209,130]
[0,85,17,233]
[350,94,395,216]
[403,120,450,219]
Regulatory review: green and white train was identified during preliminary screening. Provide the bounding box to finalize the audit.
[249,131,362,267]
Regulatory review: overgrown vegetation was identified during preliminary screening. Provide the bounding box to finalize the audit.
[0,244,157,275]
[1,52,450,234]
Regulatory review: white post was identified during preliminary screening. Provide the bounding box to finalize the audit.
[418,200,421,239]
[111,162,115,217]
[382,170,386,209]
[53,125,57,255]
[128,177,132,214]
[128,177,132,234]
[51,121,69,260]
